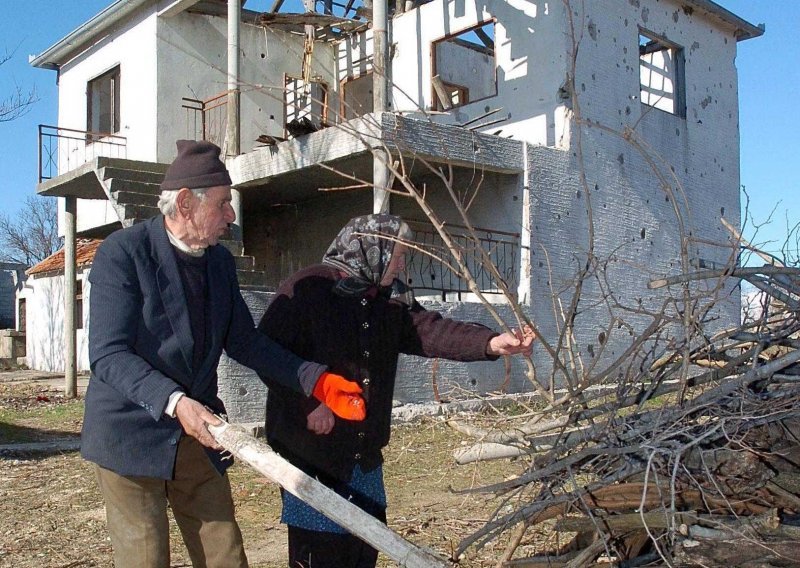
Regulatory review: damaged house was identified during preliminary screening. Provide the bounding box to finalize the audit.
[29,0,761,420]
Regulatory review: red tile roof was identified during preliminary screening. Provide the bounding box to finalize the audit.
[27,239,103,276]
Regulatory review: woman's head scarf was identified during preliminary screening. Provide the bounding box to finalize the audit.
[322,214,413,300]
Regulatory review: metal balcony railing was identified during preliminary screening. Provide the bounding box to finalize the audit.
[406,221,520,300]
[38,125,127,183]
[182,92,228,148]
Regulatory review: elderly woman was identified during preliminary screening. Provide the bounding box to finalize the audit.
[258,214,533,568]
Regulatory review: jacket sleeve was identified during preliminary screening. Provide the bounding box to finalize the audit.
[88,238,182,421]
[222,256,324,396]
[400,301,499,361]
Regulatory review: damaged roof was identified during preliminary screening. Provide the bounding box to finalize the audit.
[30,0,762,70]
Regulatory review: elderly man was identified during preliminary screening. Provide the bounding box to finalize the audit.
[82,140,365,568]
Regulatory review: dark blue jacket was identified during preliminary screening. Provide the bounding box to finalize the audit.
[81,216,324,479]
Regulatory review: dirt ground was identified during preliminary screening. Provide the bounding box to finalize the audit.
[0,377,536,567]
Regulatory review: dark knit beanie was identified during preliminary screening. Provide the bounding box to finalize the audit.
[160,140,232,191]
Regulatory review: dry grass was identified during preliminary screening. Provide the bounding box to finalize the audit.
[0,379,535,567]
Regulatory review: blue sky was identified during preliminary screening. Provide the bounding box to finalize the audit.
[1,1,797,262]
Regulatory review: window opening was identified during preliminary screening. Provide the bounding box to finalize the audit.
[341,72,373,120]
[432,21,496,111]
[639,31,685,117]
[285,76,328,135]
[87,66,121,141]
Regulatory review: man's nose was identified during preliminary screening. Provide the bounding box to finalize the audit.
[225,204,236,223]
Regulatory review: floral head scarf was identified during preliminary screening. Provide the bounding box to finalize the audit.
[322,214,412,298]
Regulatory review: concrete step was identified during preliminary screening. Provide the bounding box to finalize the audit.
[234,255,255,270]
[219,239,244,256]
[236,269,267,288]
[100,159,170,175]
[99,167,165,185]
[112,191,160,207]
[119,203,160,221]
[107,178,162,196]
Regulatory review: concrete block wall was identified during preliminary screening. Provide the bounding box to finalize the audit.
[218,290,530,424]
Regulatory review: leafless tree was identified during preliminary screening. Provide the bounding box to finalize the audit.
[1,46,38,122]
[0,196,61,266]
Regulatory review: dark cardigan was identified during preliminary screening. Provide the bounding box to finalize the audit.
[258,264,498,482]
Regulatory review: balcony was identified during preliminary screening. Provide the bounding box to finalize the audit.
[406,221,519,300]
[182,92,228,149]
[38,125,126,183]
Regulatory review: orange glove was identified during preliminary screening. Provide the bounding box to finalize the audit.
[312,372,366,421]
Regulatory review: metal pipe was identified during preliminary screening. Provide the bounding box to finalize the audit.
[227,0,243,240]
[372,0,391,214]
[63,197,77,398]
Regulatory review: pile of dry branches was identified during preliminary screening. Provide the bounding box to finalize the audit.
[446,260,800,567]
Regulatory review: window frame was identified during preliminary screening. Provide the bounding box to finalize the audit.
[86,65,121,141]
[284,74,329,135]
[638,29,686,118]
[431,20,498,112]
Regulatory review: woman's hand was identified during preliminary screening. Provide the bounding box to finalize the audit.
[306,403,336,435]
[487,325,536,356]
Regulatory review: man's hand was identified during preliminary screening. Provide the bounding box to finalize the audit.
[306,404,336,435]
[312,372,366,421]
[487,325,536,356]
[174,396,223,450]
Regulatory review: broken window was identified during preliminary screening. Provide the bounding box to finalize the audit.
[341,72,373,120]
[285,76,328,134]
[432,21,496,111]
[639,30,685,117]
[87,66,121,139]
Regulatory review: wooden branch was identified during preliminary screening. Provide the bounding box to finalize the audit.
[431,75,453,110]
[454,442,530,465]
[648,265,800,290]
[721,217,785,268]
[554,509,696,533]
[208,421,449,568]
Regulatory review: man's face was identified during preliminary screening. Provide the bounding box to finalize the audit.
[188,185,235,247]
[380,243,407,287]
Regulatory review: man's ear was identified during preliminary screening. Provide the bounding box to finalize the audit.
[176,188,193,216]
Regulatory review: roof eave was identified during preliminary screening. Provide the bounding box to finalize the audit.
[29,0,152,70]
[683,0,764,41]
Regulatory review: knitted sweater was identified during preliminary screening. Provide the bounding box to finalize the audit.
[258,264,498,482]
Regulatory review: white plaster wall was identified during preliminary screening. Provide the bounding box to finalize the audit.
[55,9,159,235]
[567,0,742,298]
[22,270,90,373]
[156,15,338,161]
[434,40,496,103]
[340,0,573,146]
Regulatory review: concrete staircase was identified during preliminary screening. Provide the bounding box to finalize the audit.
[95,160,268,289]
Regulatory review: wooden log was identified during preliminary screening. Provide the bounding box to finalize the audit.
[453,442,529,464]
[554,509,696,533]
[208,420,449,568]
